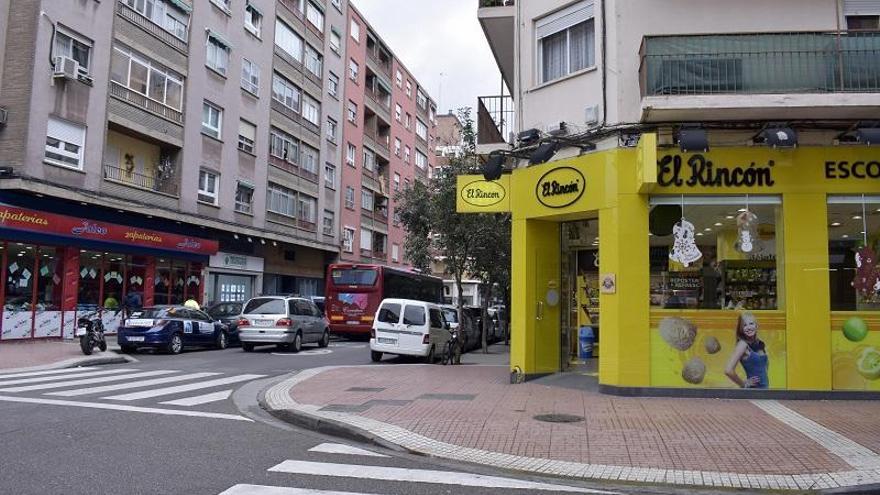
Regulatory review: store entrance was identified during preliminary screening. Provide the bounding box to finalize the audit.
[560,218,599,373]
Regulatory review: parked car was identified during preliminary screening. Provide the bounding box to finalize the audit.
[310,296,325,315]
[117,306,230,354]
[370,298,450,363]
[206,301,243,345]
[441,305,480,352]
[238,296,329,352]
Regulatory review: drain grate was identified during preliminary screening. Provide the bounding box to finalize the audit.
[533,413,584,423]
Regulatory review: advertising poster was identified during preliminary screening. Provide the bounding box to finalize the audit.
[832,314,880,391]
[650,311,787,388]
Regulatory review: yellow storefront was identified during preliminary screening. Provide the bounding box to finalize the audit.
[458,135,880,394]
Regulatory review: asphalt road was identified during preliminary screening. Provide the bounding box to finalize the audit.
[0,340,734,495]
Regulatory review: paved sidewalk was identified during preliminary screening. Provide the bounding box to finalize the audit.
[0,339,129,372]
[262,346,880,492]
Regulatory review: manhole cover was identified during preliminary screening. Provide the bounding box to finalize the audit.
[533,414,584,423]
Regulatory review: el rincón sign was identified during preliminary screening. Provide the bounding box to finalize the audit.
[535,166,585,208]
[460,178,508,207]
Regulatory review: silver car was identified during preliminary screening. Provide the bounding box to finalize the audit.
[238,296,330,352]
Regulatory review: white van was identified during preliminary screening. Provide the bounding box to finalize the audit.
[370,298,449,363]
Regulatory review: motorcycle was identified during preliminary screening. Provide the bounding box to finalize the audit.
[76,312,107,355]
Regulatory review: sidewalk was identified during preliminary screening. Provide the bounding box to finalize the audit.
[0,339,130,372]
[262,344,880,492]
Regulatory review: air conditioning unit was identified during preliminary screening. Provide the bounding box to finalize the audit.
[0,107,7,127]
[53,56,79,80]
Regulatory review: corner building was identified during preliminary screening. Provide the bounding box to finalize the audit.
[471,0,880,394]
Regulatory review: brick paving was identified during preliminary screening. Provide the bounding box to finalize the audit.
[783,401,880,456]
[0,340,83,370]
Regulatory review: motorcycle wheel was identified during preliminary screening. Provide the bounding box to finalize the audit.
[98,339,107,352]
[80,336,93,355]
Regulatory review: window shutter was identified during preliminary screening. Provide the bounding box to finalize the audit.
[844,0,880,14]
[47,117,85,145]
[239,120,256,141]
[536,1,594,39]
[360,229,372,250]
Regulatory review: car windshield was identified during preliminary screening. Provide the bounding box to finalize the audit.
[243,298,286,315]
[129,307,172,319]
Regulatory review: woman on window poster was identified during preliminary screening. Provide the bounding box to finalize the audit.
[725,312,769,388]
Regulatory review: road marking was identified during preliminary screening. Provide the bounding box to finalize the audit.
[752,400,880,470]
[0,370,178,393]
[271,349,332,356]
[0,394,252,421]
[46,372,222,397]
[103,374,266,401]
[219,486,378,495]
[268,460,617,493]
[307,443,388,458]
[160,389,232,407]
[0,367,97,379]
[0,368,137,387]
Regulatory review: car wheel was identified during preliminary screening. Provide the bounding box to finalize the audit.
[318,330,330,348]
[167,334,183,355]
[215,331,228,350]
[423,345,435,364]
[291,332,302,353]
[242,342,255,352]
[370,350,383,362]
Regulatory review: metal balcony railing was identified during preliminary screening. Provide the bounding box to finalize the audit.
[477,95,513,145]
[117,1,188,52]
[104,163,179,196]
[640,31,880,96]
[110,82,184,124]
[367,48,392,78]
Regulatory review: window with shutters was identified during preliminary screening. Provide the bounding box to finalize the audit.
[275,20,303,62]
[342,227,354,252]
[244,3,262,37]
[536,1,595,84]
[344,186,355,209]
[206,34,230,76]
[44,117,86,169]
[235,181,254,214]
[238,119,256,153]
[844,1,880,29]
[198,170,219,205]
[323,210,334,235]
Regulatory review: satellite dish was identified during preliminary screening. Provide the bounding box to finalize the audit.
[649,205,681,236]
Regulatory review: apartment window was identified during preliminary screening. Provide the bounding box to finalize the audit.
[202,101,223,139]
[405,80,412,98]
[241,58,260,95]
[324,163,336,189]
[363,148,375,172]
[238,119,256,153]
[235,181,254,214]
[267,182,296,217]
[403,177,410,188]
[111,46,183,110]
[847,15,880,29]
[301,143,318,175]
[272,72,301,112]
[537,1,595,84]
[346,143,356,166]
[393,173,400,191]
[298,194,317,223]
[405,113,411,130]
[304,44,323,78]
[198,170,219,205]
[350,19,360,42]
[393,210,401,225]
[54,29,91,73]
[349,59,359,81]
[404,146,411,164]
[270,127,299,163]
[323,210,334,235]
[306,1,324,32]
[395,69,402,87]
[302,94,320,126]
[44,117,85,169]
[342,227,355,252]
[429,106,435,123]
[244,3,262,37]
[395,103,402,122]
[327,72,339,97]
[123,0,189,41]
[361,189,374,211]
[275,20,303,62]
[415,150,428,169]
[210,0,231,12]
[344,186,355,209]
[326,117,338,143]
[206,33,230,75]
[416,89,427,110]
[392,244,399,263]
[360,229,372,252]
[347,100,358,123]
[394,138,401,156]
[416,119,428,140]
[329,28,341,54]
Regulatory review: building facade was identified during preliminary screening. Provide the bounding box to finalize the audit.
[472,0,880,393]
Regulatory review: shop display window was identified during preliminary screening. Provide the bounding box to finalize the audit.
[828,196,880,311]
[125,255,147,311]
[170,260,187,304]
[155,259,171,305]
[186,263,202,303]
[78,250,102,309]
[102,253,125,311]
[649,196,782,311]
[3,243,37,339]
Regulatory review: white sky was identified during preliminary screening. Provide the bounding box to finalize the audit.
[351,0,505,116]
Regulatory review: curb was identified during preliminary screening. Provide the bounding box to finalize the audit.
[259,365,880,493]
[0,352,136,374]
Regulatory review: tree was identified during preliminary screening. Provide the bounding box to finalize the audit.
[468,212,511,352]
[395,179,432,272]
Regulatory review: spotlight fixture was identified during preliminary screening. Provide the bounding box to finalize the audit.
[517,128,541,146]
[482,152,506,181]
[678,125,709,153]
[0,166,13,177]
[260,238,266,245]
[234,234,239,240]
[755,124,797,148]
[272,241,277,246]
[247,237,253,243]
[856,125,880,146]
[529,141,560,165]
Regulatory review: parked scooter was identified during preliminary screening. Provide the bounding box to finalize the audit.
[76,311,107,355]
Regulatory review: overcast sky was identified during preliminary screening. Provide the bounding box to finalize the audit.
[351,0,504,117]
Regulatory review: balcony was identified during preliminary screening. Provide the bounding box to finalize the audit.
[363,126,391,158]
[103,163,179,197]
[639,31,880,122]
[366,37,393,79]
[110,81,183,124]
[477,0,515,90]
[476,95,513,153]
[116,1,188,53]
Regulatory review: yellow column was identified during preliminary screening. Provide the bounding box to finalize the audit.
[782,193,831,390]
[598,193,651,387]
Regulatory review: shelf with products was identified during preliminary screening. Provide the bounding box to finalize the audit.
[720,260,778,310]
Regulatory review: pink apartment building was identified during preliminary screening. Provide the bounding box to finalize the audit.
[340,5,437,269]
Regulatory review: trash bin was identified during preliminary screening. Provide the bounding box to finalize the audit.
[578,326,594,359]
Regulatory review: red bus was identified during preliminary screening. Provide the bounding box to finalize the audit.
[325,264,444,337]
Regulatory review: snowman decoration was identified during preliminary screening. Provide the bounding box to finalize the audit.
[669,218,702,267]
[736,210,758,253]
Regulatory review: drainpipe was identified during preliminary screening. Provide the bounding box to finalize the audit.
[835,0,844,90]
[601,0,607,127]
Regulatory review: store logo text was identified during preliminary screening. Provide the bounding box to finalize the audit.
[658,154,776,188]
[71,221,108,236]
[535,167,586,208]
[460,179,506,207]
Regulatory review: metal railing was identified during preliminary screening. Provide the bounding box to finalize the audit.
[477,95,513,145]
[478,0,514,6]
[104,163,179,196]
[367,48,393,78]
[640,31,880,96]
[364,86,391,109]
[110,82,184,124]
[116,1,188,52]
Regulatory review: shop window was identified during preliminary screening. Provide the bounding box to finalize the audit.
[171,261,187,304]
[649,196,782,311]
[155,259,171,305]
[3,243,37,339]
[187,263,203,303]
[102,253,125,311]
[78,250,102,309]
[125,255,147,312]
[828,196,880,311]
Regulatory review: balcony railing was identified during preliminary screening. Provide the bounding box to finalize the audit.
[477,95,513,145]
[640,31,880,97]
[110,82,184,124]
[479,0,514,6]
[363,127,390,153]
[117,1,188,52]
[364,86,391,110]
[104,163,179,196]
[367,48,392,78]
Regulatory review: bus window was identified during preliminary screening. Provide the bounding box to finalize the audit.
[331,268,378,286]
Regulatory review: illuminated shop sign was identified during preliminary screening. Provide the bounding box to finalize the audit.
[535,166,585,208]
[657,154,776,188]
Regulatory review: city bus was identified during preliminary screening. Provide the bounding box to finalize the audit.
[325,264,444,337]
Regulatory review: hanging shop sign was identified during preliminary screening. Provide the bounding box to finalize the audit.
[209,251,264,272]
[455,175,511,213]
[657,154,776,188]
[535,166,585,208]
[0,204,218,255]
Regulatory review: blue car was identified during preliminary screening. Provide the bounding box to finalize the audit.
[117,306,229,354]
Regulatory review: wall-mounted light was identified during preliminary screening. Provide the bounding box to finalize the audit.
[482,152,507,181]
[755,124,797,148]
[260,239,266,245]
[529,141,560,165]
[234,233,239,240]
[247,237,253,243]
[677,125,709,152]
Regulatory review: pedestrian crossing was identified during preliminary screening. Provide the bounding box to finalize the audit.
[0,366,265,420]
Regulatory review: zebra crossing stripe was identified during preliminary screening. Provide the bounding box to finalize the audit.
[46,372,221,397]
[219,486,377,495]
[0,394,252,421]
[102,374,266,401]
[0,367,98,380]
[307,443,387,458]
[0,370,178,393]
[0,368,137,387]
[160,389,232,407]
